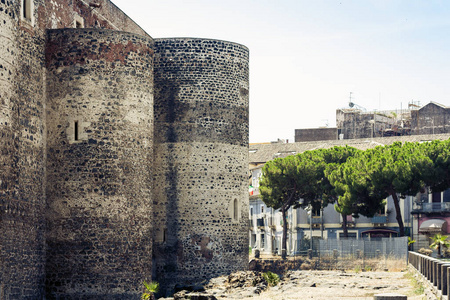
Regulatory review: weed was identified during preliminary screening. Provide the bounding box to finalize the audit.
[403,271,424,296]
[141,281,159,300]
[263,271,280,287]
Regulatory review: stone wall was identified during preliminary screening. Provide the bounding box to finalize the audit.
[1,1,250,298]
[1,0,153,298]
[41,0,149,36]
[336,109,376,139]
[294,128,337,142]
[152,38,249,294]
[411,102,450,135]
[44,29,154,299]
[0,0,47,298]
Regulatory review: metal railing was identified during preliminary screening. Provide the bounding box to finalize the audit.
[371,215,387,224]
[308,216,322,224]
[412,202,450,213]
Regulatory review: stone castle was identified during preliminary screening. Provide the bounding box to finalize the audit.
[0,0,249,298]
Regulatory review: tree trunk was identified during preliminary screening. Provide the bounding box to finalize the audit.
[390,191,405,236]
[281,207,287,259]
[342,213,348,238]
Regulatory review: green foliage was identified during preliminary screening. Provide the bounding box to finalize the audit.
[327,141,433,236]
[259,146,360,212]
[429,233,450,256]
[263,271,280,287]
[327,148,385,219]
[259,138,450,243]
[421,139,450,193]
[408,237,416,246]
[141,281,159,300]
[259,146,359,258]
[403,271,425,295]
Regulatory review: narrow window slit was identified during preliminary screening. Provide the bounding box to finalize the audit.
[74,121,79,141]
[233,199,238,220]
[23,0,31,21]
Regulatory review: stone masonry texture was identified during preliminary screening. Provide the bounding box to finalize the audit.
[152,38,249,295]
[45,29,154,299]
[0,0,249,299]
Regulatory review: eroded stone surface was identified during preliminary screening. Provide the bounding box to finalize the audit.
[152,38,249,295]
[1,1,249,299]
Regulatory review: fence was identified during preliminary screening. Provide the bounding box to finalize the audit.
[317,237,408,258]
[290,237,408,270]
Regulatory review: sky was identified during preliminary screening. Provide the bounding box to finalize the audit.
[111,0,450,143]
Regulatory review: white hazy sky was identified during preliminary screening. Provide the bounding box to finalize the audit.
[111,0,450,143]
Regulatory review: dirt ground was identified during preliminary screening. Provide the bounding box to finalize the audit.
[164,266,433,300]
[249,270,427,300]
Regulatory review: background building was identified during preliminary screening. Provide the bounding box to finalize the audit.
[250,134,450,256]
[295,101,450,142]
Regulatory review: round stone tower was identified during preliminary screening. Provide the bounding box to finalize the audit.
[45,29,154,299]
[152,38,249,294]
[1,0,47,297]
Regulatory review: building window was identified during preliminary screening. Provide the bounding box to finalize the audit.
[444,189,450,202]
[312,208,320,217]
[261,206,264,213]
[261,234,265,248]
[432,191,442,203]
[339,232,357,240]
[251,234,256,248]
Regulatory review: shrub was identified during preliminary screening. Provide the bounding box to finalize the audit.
[418,248,433,256]
[141,281,159,300]
[262,271,280,287]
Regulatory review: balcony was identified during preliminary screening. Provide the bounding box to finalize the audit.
[308,216,322,224]
[371,215,387,224]
[412,202,450,214]
[371,214,387,226]
[266,216,276,229]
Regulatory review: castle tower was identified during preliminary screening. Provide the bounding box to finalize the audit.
[1,0,47,297]
[152,38,249,293]
[45,29,154,299]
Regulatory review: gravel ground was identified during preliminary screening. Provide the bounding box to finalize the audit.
[249,270,426,300]
[168,269,431,300]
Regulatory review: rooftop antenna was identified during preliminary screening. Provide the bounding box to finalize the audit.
[349,92,354,107]
[347,92,366,111]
